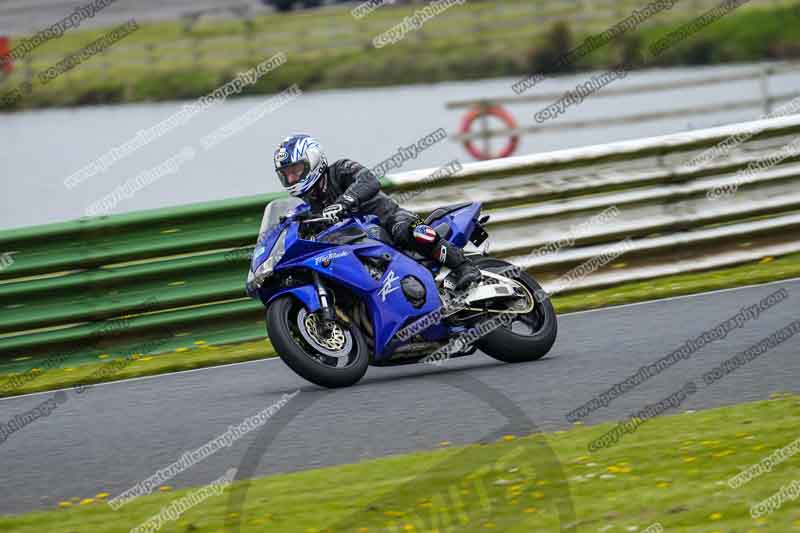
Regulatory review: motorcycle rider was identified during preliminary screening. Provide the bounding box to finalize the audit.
[273,133,481,291]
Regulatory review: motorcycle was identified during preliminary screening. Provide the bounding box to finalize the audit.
[246,197,557,388]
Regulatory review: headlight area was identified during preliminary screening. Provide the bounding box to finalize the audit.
[247,228,288,293]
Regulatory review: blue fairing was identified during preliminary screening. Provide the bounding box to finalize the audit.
[265,285,321,313]
[249,200,483,361]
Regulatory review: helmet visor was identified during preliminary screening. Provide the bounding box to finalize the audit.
[277,161,309,188]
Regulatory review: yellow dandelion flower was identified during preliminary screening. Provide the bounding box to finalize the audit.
[159,486,172,492]
[96,492,109,499]
[712,450,735,458]
[524,507,537,513]
[710,512,722,520]
[503,435,515,441]
[683,457,697,463]
[656,482,671,488]
[79,498,94,505]
[58,501,72,508]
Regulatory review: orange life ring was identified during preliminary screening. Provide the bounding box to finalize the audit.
[460,105,519,160]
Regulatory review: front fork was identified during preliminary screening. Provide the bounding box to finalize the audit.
[311,271,336,322]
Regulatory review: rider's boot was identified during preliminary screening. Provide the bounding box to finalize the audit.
[434,239,481,291]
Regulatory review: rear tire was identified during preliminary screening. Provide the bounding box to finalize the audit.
[266,296,369,388]
[472,257,558,363]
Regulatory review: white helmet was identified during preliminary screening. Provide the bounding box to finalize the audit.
[274,134,328,197]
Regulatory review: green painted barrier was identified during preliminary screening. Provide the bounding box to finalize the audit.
[2,115,799,365]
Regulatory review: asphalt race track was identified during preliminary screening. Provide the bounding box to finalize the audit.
[1,279,798,515]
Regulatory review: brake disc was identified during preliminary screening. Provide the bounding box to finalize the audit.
[297,308,353,358]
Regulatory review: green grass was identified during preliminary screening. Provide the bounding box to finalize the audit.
[1,1,798,110]
[552,251,800,314]
[1,251,797,399]
[0,339,275,398]
[2,393,798,531]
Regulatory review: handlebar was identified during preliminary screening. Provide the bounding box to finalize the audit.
[301,216,336,225]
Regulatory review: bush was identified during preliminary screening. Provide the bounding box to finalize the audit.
[527,21,576,75]
[130,69,221,101]
[74,83,126,106]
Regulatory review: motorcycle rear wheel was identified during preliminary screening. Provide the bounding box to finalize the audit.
[472,257,558,363]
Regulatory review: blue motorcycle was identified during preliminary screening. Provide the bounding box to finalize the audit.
[246,198,557,388]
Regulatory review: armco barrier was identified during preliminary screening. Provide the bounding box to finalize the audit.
[1,115,799,361]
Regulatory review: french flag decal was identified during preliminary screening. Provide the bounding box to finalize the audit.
[413,225,437,244]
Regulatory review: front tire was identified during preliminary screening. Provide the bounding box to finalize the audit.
[266,296,369,388]
[472,257,558,363]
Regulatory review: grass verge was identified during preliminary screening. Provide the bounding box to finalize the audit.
[1,252,798,398]
[1,2,799,110]
[1,394,798,531]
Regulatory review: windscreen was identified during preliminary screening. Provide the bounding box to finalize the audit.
[257,197,303,243]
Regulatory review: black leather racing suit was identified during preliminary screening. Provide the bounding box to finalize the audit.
[304,159,421,250]
[303,158,481,289]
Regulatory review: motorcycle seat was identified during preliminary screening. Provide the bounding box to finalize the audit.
[424,202,473,225]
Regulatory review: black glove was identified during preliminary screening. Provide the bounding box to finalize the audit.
[322,203,346,222]
[338,193,359,211]
[322,193,359,222]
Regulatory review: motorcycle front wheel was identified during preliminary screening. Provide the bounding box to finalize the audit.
[472,257,558,363]
[266,296,369,388]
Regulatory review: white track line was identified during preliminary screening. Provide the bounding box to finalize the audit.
[1,276,798,403]
[561,276,799,316]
